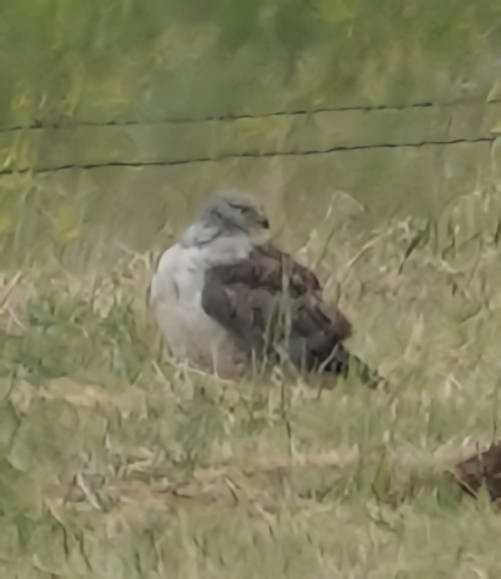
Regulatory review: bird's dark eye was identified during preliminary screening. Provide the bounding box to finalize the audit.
[234,204,251,215]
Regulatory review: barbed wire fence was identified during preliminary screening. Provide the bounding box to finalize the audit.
[0,96,499,176]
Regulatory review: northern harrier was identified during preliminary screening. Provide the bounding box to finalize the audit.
[150,193,380,386]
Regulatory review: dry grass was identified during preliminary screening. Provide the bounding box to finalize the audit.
[1,186,501,578]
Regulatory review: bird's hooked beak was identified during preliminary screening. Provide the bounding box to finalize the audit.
[252,211,271,244]
[260,216,270,229]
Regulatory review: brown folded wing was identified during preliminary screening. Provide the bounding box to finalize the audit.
[201,243,353,374]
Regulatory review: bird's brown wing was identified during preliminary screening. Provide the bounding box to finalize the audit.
[201,244,353,374]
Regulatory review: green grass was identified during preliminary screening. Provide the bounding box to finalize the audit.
[2,0,501,126]
[1,185,501,577]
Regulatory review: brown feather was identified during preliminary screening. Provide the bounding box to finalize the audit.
[202,243,353,375]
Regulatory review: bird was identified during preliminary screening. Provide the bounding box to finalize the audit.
[150,192,381,386]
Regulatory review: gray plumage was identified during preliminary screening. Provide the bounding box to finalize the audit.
[150,192,378,384]
[150,194,268,377]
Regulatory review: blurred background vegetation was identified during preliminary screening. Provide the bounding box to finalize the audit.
[2,0,501,123]
[1,0,501,268]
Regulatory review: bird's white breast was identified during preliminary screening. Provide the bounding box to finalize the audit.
[150,234,252,377]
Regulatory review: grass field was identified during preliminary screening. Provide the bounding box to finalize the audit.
[2,1,501,577]
[1,184,501,577]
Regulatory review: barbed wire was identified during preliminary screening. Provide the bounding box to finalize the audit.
[0,135,495,176]
[1,96,499,134]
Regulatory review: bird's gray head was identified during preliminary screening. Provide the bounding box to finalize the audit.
[202,193,270,234]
